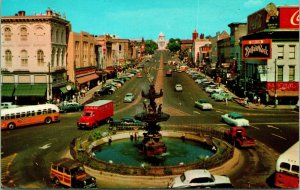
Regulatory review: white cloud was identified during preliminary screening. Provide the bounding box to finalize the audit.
[243,0,263,7]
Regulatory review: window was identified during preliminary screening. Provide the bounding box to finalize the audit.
[277,45,284,59]
[37,110,42,115]
[291,165,299,174]
[277,66,283,82]
[5,50,12,66]
[37,50,44,65]
[289,66,295,81]
[4,27,12,41]
[21,112,26,118]
[280,162,290,171]
[10,114,15,119]
[20,27,28,41]
[58,166,63,173]
[42,109,47,114]
[21,50,28,66]
[289,45,295,59]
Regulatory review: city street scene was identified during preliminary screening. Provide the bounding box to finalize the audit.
[1,0,299,189]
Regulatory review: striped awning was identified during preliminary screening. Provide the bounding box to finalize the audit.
[268,90,299,97]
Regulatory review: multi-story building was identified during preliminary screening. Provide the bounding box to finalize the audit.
[192,33,211,68]
[67,31,99,97]
[111,38,130,69]
[1,9,71,105]
[240,3,299,104]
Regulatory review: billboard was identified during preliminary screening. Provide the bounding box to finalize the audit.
[242,39,272,60]
[279,7,299,29]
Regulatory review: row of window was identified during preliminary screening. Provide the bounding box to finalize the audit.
[277,45,296,60]
[4,27,65,43]
[5,50,44,66]
[1,108,58,120]
[277,65,295,81]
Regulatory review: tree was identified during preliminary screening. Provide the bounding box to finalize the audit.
[167,38,181,53]
[144,40,158,55]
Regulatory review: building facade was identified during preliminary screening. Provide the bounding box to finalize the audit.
[67,31,99,99]
[157,32,168,50]
[240,3,299,104]
[1,9,71,105]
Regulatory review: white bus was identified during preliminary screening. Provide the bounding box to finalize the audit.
[275,141,299,188]
[1,104,60,130]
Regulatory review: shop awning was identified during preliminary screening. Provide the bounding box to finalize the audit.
[1,84,15,97]
[268,90,299,97]
[76,73,99,84]
[14,84,47,96]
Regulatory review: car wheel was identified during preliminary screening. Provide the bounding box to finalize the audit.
[7,122,16,130]
[45,117,52,124]
[54,178,60,185]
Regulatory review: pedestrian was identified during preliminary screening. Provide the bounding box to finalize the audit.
[225,97,228,106]
[253,95,257,104]
[257,97,261,105]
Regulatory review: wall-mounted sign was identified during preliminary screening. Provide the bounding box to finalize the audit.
[242,39,272,60]
[279,7,299,29]
[248,9,267,34]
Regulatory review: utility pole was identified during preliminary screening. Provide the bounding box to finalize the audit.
[274,59,277,107]
[48,62,51,101]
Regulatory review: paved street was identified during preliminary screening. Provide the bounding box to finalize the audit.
[1,51,299,188]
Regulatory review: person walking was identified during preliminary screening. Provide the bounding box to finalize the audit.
[257,97,261,105]
[253,95,257,104]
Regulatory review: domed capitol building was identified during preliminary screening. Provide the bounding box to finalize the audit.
[156,32,168,50]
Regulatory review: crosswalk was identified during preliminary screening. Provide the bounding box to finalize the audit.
[1,153,17,187]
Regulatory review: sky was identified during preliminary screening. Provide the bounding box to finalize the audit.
[1,0,298,40]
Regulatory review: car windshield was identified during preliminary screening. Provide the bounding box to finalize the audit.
[84,112,92,116]
[229,113,243,119]
[199,99,208,103]
[70,166,85,175]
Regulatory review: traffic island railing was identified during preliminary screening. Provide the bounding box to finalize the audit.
[70,128,234,176]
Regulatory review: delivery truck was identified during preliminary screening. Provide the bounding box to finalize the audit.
[77,100,114,129]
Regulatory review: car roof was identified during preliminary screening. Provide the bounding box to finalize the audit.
[184,169,211,181]
[52,158,82,169]
[125,93,133,95]
[122,116,134,119]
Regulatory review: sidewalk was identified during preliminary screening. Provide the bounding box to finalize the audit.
[200,73,296,110]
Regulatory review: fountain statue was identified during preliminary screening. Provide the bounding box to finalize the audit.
[135,84,170,156]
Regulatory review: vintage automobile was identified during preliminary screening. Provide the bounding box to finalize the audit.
[109,116,147,130]
[194,99,213,110]
[205,85,223,94]
[124,93,135,103]
[175,84,183,92]
[50,158,96,188]
[58,102,84,113]
[168,169,232,188]
[221,112,250,127]
[211,92,233,101]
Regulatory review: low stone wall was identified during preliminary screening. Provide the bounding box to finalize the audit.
[70,130,234,176]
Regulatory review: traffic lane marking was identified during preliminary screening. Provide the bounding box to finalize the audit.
[271,133,287,140]
[267,125,279,129]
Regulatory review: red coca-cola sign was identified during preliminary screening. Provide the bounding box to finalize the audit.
[279,7,299,29]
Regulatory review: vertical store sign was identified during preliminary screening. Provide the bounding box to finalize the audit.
[279,7,299,29]
[242,39,272,60]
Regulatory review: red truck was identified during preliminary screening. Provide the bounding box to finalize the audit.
[77,100,114,129]
[224,126,256,148]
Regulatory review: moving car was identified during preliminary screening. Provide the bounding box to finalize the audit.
[124,93,135,103]
[109,116,147,130]
[175,84,183,92]
[59,102,84,113]
[221,112,250,127]
[50,158,96,188]
[94,86,114,96]
[211,92,233,101]
[168,169,232,188]
[194,99,213,110]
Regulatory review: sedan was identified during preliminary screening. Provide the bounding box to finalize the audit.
[194,99,213,110]
[168,169,232,188]
[211,92,233,101]
[221,112,250,127]
[175,84,183,92]
[59,102,84,113]
[124,93,135,103]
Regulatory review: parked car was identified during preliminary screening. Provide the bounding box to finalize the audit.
[1,102,17,109]
[109,116,147,129]
[194,99,213,110]
[124,93,135,103]
[211,92,233,101]
[168,169,232,188]
[59,102,84,113]
[175,84,183,92]
[205,85,223,94]
[221,112,250,127]
[137,72,143,78]
[94,86,114,96]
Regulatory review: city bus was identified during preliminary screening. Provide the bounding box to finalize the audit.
[274,141,299,188]
[1,104,60,130]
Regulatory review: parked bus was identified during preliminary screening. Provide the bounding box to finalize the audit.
[1,104,60,130]
[274,141,299,188]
